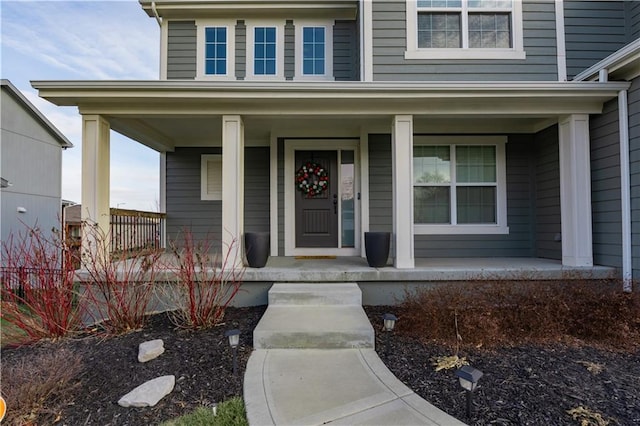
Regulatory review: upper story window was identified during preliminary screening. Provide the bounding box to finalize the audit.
[413,136,508,235]
[406,0,525,60]
[295,21,334,80]
[247,22,285,80]
[196,20,235,80]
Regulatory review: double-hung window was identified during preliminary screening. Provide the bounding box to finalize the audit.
[405,0,524,60]
[247,22,285,79]
[196,20,235,80]
[413,136,508,234]
[295,21,334,80]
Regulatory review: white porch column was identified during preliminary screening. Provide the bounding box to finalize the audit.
[222,115,244,266]
[81,114,110,246]
[392,115,415,269]
[559,114,593,267]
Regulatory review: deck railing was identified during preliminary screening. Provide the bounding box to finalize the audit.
[109,208,166,254]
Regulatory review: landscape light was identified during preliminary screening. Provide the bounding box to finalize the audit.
[382,313,397,357]
[225,329,241,375]
[454,365,483,419]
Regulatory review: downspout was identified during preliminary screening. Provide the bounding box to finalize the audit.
[151,1,162,27]
[618,89,633,292]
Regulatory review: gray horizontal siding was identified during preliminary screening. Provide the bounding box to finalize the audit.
[166,147,222,251]
[167,21,197,80]
[564,1,627,79]
[236,21,246,80]
[166,146,270,252]
[590,97,622,269]
[244,147,270,233]
[534,125,561,260]
[628,78,640,279]
[628,1,640,41]
[334,20,360,81]
[372,0,558,81]
[414,136,535,257]
[285,21,295,80]
[368,134,393,233]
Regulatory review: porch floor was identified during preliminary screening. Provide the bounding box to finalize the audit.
[241,256,618,283]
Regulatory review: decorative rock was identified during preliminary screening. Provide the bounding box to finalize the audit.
[138,339,164,363]
[118,375,175,407]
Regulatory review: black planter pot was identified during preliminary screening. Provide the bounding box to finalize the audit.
[245,232,270,268]
[364,231,390,268]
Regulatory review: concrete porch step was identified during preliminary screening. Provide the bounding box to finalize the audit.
[253,283,374,349]
[268,282,362,306]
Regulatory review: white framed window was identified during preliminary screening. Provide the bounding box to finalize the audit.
[196,20,235,80]
[405,0,525,60]
[201,155,222,201]
[294,21,334,81]
[246,21,285,80]
[413,136,508,234]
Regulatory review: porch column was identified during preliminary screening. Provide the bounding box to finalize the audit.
[222,115,244,266]
[81,115,110,256]
[392,115,415,269]
[559,114,593,267]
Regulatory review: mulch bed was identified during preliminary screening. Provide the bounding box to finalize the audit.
[365,306,640,426]
[2,305,639,425]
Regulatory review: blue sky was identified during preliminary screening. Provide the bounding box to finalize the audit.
[1,0,161,211]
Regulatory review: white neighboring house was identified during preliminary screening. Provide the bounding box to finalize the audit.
[1,79,73,248]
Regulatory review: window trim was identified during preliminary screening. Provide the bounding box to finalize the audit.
[413,136,509,235]
[196,20,236,80]
[405,0,525,60]
[201,154,222,201]
[294,20,335,81]
[246,21,285,80]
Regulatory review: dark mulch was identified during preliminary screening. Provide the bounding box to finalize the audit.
[365,306,640,426]
[3,305,639,425]
[1,306,266,426]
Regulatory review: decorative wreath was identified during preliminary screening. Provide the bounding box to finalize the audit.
[295,161,329,196]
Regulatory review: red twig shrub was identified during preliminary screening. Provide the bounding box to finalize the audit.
[398,280,640,349]
[80,223,162,334]
[1,348,83,425]
[166,230,244,330]
[1,226,82,343]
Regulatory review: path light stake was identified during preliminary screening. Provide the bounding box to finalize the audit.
[382,313,397,358]
[454,365,483,420]
[225,329,240,376]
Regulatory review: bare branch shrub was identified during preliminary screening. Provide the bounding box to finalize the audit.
[399,279,640,349]
[165,229,244,330]
[1,225,82,343]
[1,348,83,425]
[80,223,162,334]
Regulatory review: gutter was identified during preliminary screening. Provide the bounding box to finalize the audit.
[618,89,633,292]
[151,1,162,27]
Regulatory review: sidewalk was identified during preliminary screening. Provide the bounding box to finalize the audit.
[243,348,467,425]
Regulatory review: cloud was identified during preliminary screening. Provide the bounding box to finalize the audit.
[2,1,161,210]
[2,1,159,80]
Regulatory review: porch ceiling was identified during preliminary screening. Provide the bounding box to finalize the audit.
[32,80,630,152]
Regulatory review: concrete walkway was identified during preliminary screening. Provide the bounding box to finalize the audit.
[244,348,466,425]
[243,283,466,425]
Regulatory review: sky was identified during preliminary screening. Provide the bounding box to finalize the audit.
[1,0,161,211]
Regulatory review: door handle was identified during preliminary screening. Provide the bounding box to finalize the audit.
[333,194,338,214]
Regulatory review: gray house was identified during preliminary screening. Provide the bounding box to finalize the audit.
[1,79,73,247]
[33,1,640,297]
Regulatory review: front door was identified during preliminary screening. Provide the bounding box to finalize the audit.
[295,150,338,248]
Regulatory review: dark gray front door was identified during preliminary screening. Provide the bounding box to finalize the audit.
[295,151,338,248]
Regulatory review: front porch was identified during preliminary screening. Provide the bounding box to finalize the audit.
[147,255,619,306]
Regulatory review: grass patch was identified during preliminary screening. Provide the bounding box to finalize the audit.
[398,279,640,349]
[162,397,247,426]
